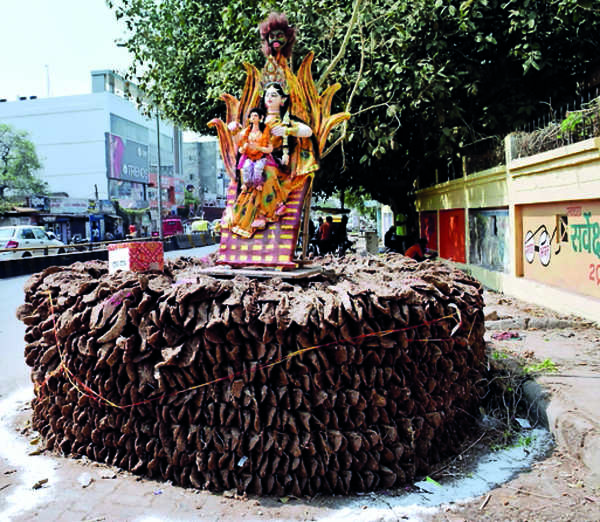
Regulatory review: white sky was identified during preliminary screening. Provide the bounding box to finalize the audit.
[0,0,132,100]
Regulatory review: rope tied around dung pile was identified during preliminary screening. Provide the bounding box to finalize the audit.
[36,290,463,411]
[21,253,488,497]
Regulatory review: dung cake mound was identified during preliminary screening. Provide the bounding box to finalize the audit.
[18,254,488,496]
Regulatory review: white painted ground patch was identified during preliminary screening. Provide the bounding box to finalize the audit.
[0,387,57,520]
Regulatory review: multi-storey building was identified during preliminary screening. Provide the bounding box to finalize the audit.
[182,138,227,220]
[0,70,183,241]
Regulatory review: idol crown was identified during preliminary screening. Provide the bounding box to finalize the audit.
[260,56,288,94]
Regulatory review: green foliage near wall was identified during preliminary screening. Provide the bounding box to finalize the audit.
[512,96,600,159]
[107,0,600,213]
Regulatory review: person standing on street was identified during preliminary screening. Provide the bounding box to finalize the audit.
[318,215,333,255]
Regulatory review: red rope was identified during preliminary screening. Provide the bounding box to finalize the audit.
[36,292,462,410]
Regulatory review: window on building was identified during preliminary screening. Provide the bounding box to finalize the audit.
[558,215,568,242]
[110,114,149,143]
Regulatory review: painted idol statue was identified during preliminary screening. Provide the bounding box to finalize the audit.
[209,13,349,268]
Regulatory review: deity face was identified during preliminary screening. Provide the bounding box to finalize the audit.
[249,111,261,124]
[268,29,287,53]
[264,85,286,112]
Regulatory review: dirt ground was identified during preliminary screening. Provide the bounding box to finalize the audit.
[1,290,599,521]
[423,291,600,522]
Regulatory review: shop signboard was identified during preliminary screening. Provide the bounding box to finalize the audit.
[49,198,90,215]
[27,195,49,211]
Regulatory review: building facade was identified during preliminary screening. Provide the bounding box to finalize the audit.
[182,138,228,220]
[0,70,183,240]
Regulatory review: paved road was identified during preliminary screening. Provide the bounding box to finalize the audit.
[164,244,217,261]
[0,274,30,398]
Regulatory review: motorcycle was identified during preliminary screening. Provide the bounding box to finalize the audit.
[69,234,91,252]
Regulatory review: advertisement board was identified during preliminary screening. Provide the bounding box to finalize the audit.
[105,133,149,184]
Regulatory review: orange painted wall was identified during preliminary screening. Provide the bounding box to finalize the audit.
[439,209,466,262]
[521,200,600,299]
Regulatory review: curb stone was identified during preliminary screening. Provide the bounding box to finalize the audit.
[510,342,600,488]
[521,379,550,428]
[486,317,591,331]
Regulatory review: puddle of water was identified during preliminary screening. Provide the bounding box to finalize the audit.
[0,387,57,520]
[319,426,553,521]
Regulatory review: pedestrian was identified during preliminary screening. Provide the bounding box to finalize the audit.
[318,215,333,255]
[315,217,323,238]
[405,237,431,261]
[334,215,349,254]
[308,218,316,240]
[128,223,137,238]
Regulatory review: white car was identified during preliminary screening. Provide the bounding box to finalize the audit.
[0,226,66,260]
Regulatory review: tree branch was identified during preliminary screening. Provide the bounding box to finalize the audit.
[351,102,397,118]
[316,0,364,90]
[322,21,366,159]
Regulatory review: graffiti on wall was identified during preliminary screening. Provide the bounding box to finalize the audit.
[570,212,600,258]
[523,204,600,297]
[589,263,600,286]
[570,211,600,286]
[523,224,561,267]
[469,210,509,272]
[525,210,600,277]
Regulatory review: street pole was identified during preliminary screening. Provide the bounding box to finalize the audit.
[156,109,164,241]
[45,64,50,97]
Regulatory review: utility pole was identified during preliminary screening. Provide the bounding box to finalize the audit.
[156,109,164,241]
[45,64,50,97]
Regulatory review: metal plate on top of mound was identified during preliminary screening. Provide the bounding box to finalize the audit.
[192,265,323,280]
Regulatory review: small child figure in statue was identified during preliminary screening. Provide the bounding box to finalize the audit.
[237,107,273,191]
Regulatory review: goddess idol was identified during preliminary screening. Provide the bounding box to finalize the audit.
[209,13,349,268]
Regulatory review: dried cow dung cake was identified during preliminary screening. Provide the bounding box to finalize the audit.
[18,254,488,496]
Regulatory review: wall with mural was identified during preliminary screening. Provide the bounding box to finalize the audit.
[439,209,466,262]
[419,211,438,251]
[469,208,510,272]
[522,200,600,299]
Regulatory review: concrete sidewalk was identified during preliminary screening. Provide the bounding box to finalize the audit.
[483,290,600,488]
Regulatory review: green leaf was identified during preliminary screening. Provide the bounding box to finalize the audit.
[425,476,442,487]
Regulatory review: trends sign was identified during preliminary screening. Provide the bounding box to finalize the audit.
[105,133,149,184]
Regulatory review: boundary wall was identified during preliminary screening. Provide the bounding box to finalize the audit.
[415,136,600,324]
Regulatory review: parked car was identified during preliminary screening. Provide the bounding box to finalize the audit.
[0,226,66,260]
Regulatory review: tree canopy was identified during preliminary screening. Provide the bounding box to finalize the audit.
[107,0,600,212]
[0,124,46,207]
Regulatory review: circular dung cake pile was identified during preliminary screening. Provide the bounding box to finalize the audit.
[18,254,488,496]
